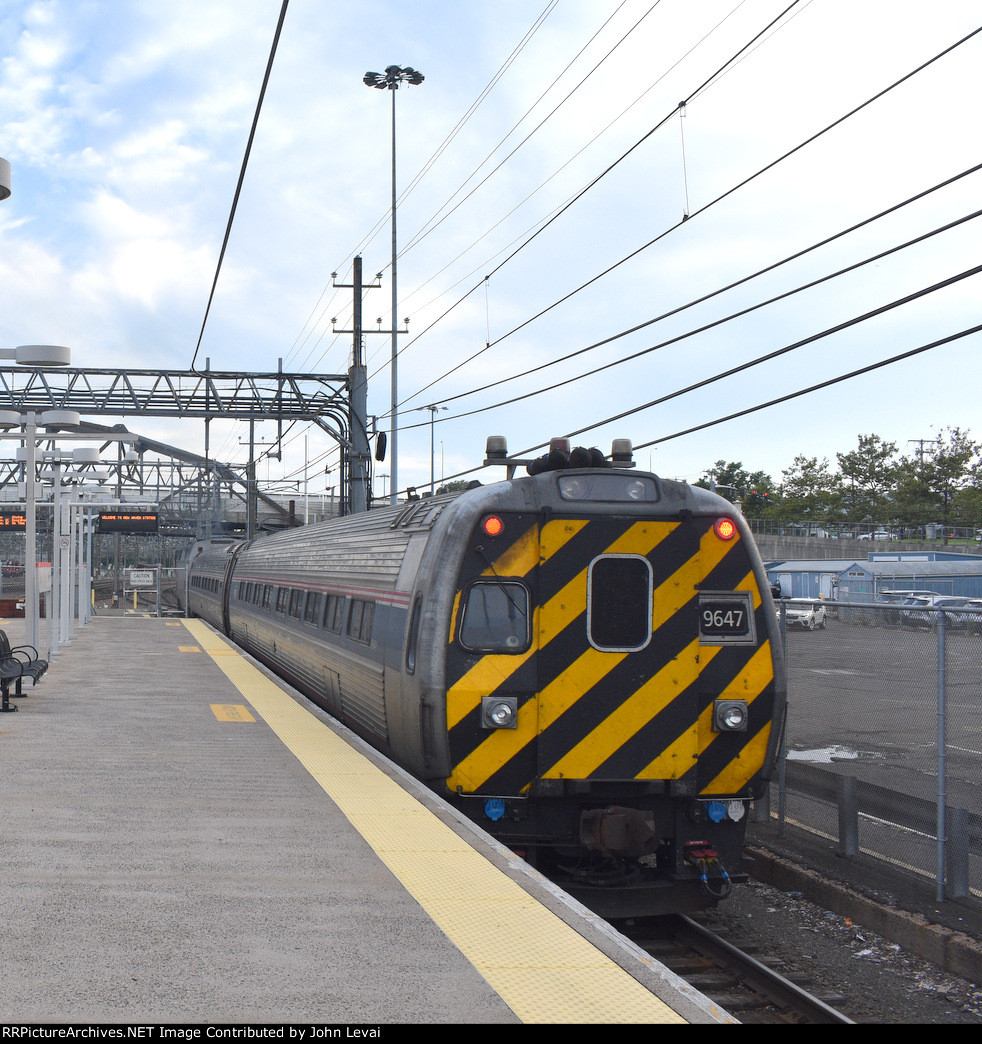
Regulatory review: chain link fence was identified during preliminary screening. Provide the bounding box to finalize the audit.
[762,598,982,906]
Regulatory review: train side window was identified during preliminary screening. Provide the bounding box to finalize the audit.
[304,592,322,625]
[405,597,423,673]
[459,582,530,654]
[276,588,289,614]
[323,594,345,633]
[348,599,374,644]
[588,555,652,652]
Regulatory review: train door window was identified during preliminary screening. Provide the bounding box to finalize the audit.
[348,599,374,644]
[289,589,303,618]
[405,596,423,673]
[458,582,530,654]
[276,588,289,614]
[263,585,272,609]
[587,555,652,652]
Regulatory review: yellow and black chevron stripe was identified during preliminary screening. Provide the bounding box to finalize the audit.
[445,513,777,799]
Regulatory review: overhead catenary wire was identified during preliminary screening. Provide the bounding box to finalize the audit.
[288,1,563,376]
[389,20,982,416]
[509,262,982,460]
[635,323,982,453]
[397,258,982,490]
[398,0,662,259]
[406,165,982,415]
[392,0,759,332]
[414,322,982,494]
[372,0,806,393]
[189,0,290,373]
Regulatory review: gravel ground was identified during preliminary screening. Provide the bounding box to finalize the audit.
[698,878,982,1024]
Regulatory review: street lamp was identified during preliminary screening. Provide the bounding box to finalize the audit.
[363,65,424,505]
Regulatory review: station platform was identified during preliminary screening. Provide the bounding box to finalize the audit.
[0,614,732,1025]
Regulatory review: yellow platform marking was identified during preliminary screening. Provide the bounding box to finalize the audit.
[181,618,687,1025]
[178,645,200,653]
[210,703,257,723]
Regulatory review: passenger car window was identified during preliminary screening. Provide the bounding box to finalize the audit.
[323,594,345,633]
[347,599,375,644]
[459,582,530,653]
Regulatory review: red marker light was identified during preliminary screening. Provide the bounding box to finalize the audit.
[714,517,736,541]
[483,515,504,537]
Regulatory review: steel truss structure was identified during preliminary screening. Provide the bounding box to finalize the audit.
[0,366,370,533]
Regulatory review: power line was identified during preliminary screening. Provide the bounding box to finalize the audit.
[394,0,757,325]
[410,168,982,416]
[288,1,562,378]
[391,19,982,411]
[509,261,982,449]
[368,0,805,389]
[636,324,982,452]
[399,1,660,258]
[384,323,982,497]
[189,0,290,372]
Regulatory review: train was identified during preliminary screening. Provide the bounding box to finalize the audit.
[181,437,787,917]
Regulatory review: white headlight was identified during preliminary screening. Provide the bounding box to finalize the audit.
[482,696,518,730]
[713,699,749,732]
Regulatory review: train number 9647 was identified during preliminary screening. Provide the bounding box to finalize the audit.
[698,594,756,644]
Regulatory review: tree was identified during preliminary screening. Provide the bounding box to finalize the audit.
[437,479,473,494]
[895,427,980,534]
[696,460,776,513]
[836,434,900,523]
[772,455,841,523]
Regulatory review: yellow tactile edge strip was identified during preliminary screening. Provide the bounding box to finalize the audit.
[181,618,688,1025]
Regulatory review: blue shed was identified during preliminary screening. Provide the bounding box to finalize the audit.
[835,560,982,601]
[765,560,857,600]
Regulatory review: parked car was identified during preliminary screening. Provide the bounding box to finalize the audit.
[878,590,936,606]
[962,600,982,633]
[859,529,898,541]
[779,599,827,631]
[900,595,975,630]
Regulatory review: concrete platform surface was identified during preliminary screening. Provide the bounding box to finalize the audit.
[0,614,728,1025]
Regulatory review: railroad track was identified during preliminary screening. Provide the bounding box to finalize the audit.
[620,914,855,1024]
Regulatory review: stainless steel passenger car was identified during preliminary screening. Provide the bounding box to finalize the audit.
[186,446,786,916]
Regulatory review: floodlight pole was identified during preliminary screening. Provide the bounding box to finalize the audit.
[419,404,447,494]
[364,65,424,504]
[389,83,398,506]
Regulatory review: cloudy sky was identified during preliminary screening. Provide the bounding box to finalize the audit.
[0,0,979,502]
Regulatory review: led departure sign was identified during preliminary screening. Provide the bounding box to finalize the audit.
[97,511,159,534]
[0,512,27,530]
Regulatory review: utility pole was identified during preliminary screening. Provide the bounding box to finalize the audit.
[909,438,938,466]
[331,257,376,514]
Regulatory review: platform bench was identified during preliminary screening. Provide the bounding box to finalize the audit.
[0,630,48,712]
